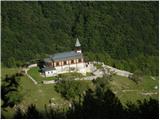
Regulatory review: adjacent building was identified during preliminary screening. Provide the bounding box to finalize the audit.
[42,38,87,77]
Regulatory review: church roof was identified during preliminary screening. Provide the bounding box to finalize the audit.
[42,67,55,72]
[43,38,83,63]
[49,51,83,61]
[44,58,52,63]
[75,38,81,47]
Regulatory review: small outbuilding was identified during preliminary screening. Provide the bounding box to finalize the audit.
[42,67,57,77]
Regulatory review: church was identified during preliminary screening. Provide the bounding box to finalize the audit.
[42,38,87,77]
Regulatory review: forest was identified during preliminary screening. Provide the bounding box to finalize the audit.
[2,1,159,75]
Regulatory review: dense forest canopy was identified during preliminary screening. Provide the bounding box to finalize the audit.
[2,1,159,75]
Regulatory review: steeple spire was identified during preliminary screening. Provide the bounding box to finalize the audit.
[75,38,81,47]
[75,38,82,53]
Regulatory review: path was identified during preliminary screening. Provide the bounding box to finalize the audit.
[26,73,38,85]
[43,80,56,84]
[151,76,156,80]
[122,89,138,92]
[141,92,158,96]
[23,67,38,85]
[113,89,158,97]
[91,61,133,77]
[75,62,133,81]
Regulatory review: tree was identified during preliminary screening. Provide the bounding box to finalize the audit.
[6,57,16,68]
[14,108,24,119]
[55,79,88,101]
[92,77,112,103]
[2,1,158,76]
[129,70,143,84]
[5,91,23,107]
[125,98,159,119]
[1,75,23,108]
[25,104,42,119]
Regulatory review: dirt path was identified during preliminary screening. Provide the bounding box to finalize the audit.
[26,73,38,85]
[23,68,38,85]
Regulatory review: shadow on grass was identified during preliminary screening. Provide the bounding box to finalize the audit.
[1,74,23,108]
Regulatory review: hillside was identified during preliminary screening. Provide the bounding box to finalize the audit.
[1,1,159,75]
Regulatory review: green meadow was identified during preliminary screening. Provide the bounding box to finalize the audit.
[1,67,159,118]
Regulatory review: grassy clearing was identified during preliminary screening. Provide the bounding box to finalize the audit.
[110,75,159,105]
[2,72,69,118]
[19,76,69,111]
[1,67,159,118]
[1,67,93,118]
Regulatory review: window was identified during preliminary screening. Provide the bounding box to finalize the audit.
[71,60,74,64]
[64,61,67,65]
[48,71,50,74]
[56,62,59,66]
[78,59,81,63]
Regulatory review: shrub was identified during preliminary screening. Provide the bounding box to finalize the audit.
[55,80,88,101]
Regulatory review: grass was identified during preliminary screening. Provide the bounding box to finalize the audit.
[94,63,103,69]
[86,72,94,76]
[28,67,87,83]
[137,76,159,91]
[27,67,159,106]
[1,67,69,118]
[110,75,159,105]
[28,67,97,83]
[2,76,69,118]
[1,67,19,79]
[1,67,93,118]
[58,72,84,79]
[27,67,56,83]
[19,76,69,111]
[1,67,159,118]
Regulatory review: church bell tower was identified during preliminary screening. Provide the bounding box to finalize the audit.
[75,38,82,53]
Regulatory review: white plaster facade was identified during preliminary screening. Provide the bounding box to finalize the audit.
[44,70,57,77]
[44,62,87,77]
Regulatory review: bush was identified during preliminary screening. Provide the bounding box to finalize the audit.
[55,80,88,101]
[129,70,143,84]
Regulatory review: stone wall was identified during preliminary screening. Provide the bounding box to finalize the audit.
[28,64,37,68]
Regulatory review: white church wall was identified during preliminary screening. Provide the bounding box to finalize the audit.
[45,62,87,76]
[76,63,85,69]
[28,64,37,68]
[45,70,57,77]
